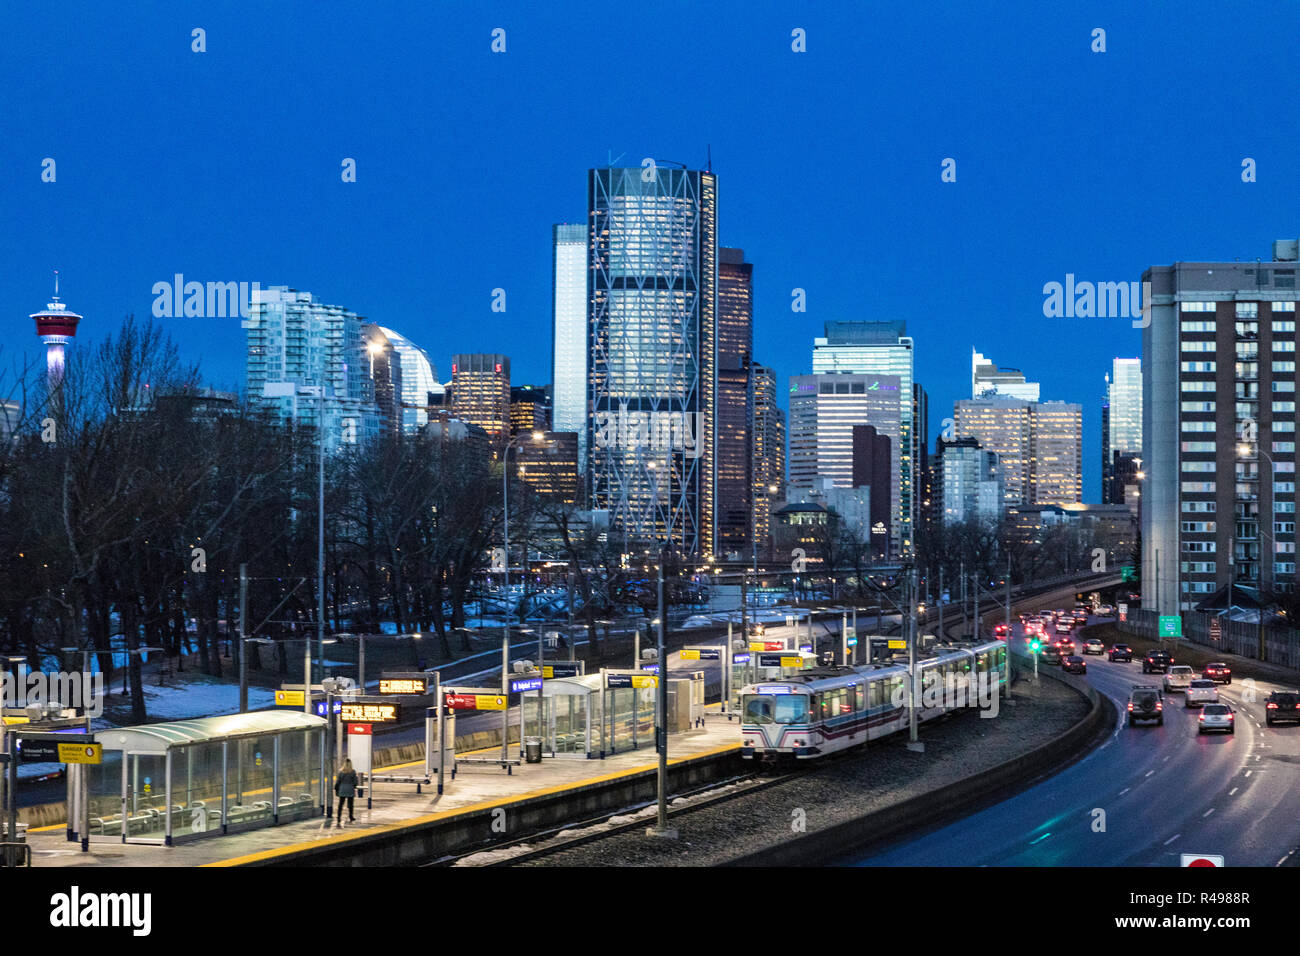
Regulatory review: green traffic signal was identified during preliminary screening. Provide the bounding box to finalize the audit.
[1030,640,1041,652]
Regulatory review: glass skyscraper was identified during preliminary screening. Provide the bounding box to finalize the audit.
[551,223,588,471]
[587,165,717,556]
[716,247,753,555]
[1108,357,1142,456]
[811,321,915,554]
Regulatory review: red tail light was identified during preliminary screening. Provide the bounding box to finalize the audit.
[1228,714,1234,720]
[1268,702,1278,709]
[1156,703,1163,710]
[1199,713,1205,721]
[1127,702,1133,711]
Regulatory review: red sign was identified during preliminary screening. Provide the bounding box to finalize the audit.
[763,641,784,651]
[347,723,372,736]
[445,693,478,710]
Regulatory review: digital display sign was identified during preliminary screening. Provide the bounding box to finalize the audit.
[340,702,400,724]
[379,677,428,695]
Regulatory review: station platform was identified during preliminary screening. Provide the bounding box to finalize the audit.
[22,710,743,868]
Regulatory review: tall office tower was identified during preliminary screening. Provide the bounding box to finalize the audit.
[954,397,1032,507]
[851,424,893,556]
[936,437,1004,526]
[515,431,580,504]
[1108,357,1143,503]
[912,383,931,551]
[811,321,915,554]
[751,363,786,558]
[362,324,443,436]
[363,325,402,436]
[1032,401,1084,505]
[245,286,380,451]
[450,354,511,456]
[1101,377,1113,502]
[971,349,1041,401]
[955,396,1082,508]
[1144,239,1300,610]
[789,372,903,548]
[716,247,753,555]
[551,223,589,470]
[510,384,552,436]
[587,165,717,555]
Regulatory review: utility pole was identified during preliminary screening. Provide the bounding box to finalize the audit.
[239,563,249,713]
[648,543,676,839]
[959,560,966,635]
[313,390,326,715]
[938,565,944,639]
[906,564,923,752]
[1004,553,1012,700]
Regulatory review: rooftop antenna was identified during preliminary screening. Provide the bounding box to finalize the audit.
[53,269,60,303]
[606,149,625,167]
[707,144,712,172]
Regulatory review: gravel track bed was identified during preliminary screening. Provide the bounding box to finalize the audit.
[524,673,1089,866]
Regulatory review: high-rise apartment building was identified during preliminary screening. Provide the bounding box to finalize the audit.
[244,286,380,450]
[789,372,903,551]
[1143,239,1300,610]
[551,223,588,470]
[587,165,716,556]
[716,247,753,555]
[751,363,786,558]
[811,321,915,554]
[971,349,1041,401]
[450,354,511,455]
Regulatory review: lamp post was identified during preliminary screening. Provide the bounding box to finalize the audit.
[646,541,676,839]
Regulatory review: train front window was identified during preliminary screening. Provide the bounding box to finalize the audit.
[743,694,808,724]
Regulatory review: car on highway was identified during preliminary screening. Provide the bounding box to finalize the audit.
[1164,665,1195,693]
[1108,643,1134,662]
[1266,691,1300,726]
[994,622,1010,639]
[1128,686,1164,726]
[1054,636,1075,655]
[1081,637,1105,655]
[1143,650,1173,674]
[1062,654,1087,674]
[1098,603,1115,616]
[1184,679,1219,708]
[1198,702,1235,735]
[1202,662,1232,684]
[1041,644,1063,665]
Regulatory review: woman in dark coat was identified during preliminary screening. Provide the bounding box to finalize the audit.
[334,758,358,826]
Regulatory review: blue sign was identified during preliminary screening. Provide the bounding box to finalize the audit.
[314,700,344,717]
[732,652,751,664]
[510,676,543,694]
[798,644,812,653]
[640,663,661,674]
[847,637,858,647]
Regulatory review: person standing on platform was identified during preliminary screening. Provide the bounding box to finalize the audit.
[334,758,358,826]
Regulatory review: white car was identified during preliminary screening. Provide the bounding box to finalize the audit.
[1081,637,1105,655]
[1198,702,1235,735]
[1164,665,1195,693]
[1184,679,1220,708]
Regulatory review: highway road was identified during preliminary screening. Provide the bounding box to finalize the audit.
[853,615,1300,867]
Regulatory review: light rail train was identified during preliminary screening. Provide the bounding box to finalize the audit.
[740,639,1007,760]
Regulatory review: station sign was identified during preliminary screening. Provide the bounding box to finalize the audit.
[888,639,907,650]
[445,693,506,711]
[606,673,657,689]
[313,699,344,717]
[639,663,660,675]
[347,724,372,736]
[542,661,583,679]
[749,640,785,652]
[378,676,428,695]
[16,734,100,765]
[510,676,543,694]
[757,653,803,668]
[680,647,722,661]
[275,689,306,707]
[732,652,751,664]
[340,701,400,724]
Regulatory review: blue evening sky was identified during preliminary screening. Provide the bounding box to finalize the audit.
[4,1,1299,498]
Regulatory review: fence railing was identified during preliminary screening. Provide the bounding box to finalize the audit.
[1118,607,1300,670]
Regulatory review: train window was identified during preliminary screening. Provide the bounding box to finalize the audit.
[853,683,865,711]
[839,688,851,715]
[868,680,882,709]
[773,695,809,724]
[976,652,989,673]
[744,695,774,724]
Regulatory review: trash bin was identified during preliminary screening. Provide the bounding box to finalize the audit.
[524,737,542,764]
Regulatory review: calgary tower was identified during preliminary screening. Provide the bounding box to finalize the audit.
[30,271,81,390]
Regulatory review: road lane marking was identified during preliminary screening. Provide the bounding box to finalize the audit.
[1229,787,1239,795]
[1164,834,1181,845]
[1163,755,1171,762]
[1118,787,1130,795]
[1203,808,1215,817]
[1245,770,1253,777]
[1029,832,1051,845]
[1145,770,1155,777]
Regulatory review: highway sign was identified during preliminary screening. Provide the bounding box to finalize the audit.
[1180,854,1224,867]
[1158,615,1182,638]
[1210,617,1222,641]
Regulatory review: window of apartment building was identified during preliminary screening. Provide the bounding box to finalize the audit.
[1182,481,1217,492]
[1182,461,1216,472]
[1274,381,1297,392]
[1181,561,1216,574]
[1182,302,1217,312]
[1182,340,1216,352]
[1184,582,1216,594]
[1277,341,1297,352]
[1276,541,1296,554]
[1277,461,1297,473]
[1275,302,1297,313]
[1277,522,1296,535]
[1183,421,1216,431]
[1277,421,1297,432]
[1277,502,1297,514]
[1181,441,1216,453]
[1277,481,1297,494]
[1275,401,1297,413]
[1183,501,1217,513]
[1276,562,1297,575]
[1237,303,1260,318]
[1237,320,1259,338]
[1181,521,1216,533]
[1236,342,1259,359]
[1183,541,1217,553]
[1182,401,1215,412]
[1181,381,1216,392]
[1274,442,1297,453]
[1274,361,1297,373]
[1182,361,1216,373]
